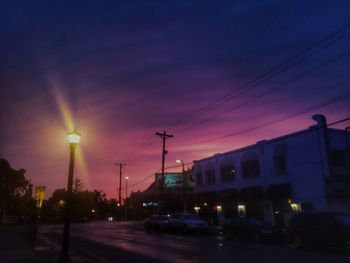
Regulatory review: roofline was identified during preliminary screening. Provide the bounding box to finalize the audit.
[193,126,346,163]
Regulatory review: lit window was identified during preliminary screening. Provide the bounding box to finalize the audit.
[237,204,246,217]
[290,203,301,213]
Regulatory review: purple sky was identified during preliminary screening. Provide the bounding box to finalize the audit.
[1,1,350,199]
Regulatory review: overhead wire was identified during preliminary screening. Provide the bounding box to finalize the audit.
[181,90,350,146]
[119,24,350,164]
[120,23,350,185]
[172,80,350,145]
[174,49,350,133]
[128,162,193,188]
[129,115,350,189]
[167,23,350,129]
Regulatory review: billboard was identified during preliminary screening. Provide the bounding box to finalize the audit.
[155,172,195,190]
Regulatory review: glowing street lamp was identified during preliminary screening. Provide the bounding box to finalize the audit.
[176,159,184,169]
[67,129,81,144]
[61,128,81,262]
[176,159,187,211]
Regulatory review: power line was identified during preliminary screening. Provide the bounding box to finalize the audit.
[120,134,157,163]
[175,50,350,133]
[209,80,350,134]
[128,114,350,190]
[328,117,350,126]
[178,91,350,146]
[116,23,350,165]
[128,162,193,188]
[168,23,350,129]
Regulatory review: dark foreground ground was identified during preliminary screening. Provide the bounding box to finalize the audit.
[0,226,57,262]
[1,221,349,263]
[37,221,350,263]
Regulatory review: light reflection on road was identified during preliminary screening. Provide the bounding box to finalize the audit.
[40,221,350,263]
[41,221,205,262]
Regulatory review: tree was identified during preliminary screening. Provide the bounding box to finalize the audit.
[0,159,29,215]
[73,177,84,193]
[40,188,66,223]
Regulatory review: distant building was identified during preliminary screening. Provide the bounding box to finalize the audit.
[191,115,350,226]
[128,170,194,218]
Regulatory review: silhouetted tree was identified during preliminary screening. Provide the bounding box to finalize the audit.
[41,188,111,222]
[0,158,29,216]
[73,177,84,193]
[40,188,66,223]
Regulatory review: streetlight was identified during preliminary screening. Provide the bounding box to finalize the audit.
[346,127,350,164]
[125,176,129,220]
[61,128,81,262]
[176,159,187,211]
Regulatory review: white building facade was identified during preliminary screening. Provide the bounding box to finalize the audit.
[192,115,350,226]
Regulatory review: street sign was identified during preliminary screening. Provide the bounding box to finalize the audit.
[35,186,46,208]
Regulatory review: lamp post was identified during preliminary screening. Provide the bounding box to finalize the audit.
[176,159,187,211]
[61,129,81,262]
[346,127,350,169]
[125,176,129,220]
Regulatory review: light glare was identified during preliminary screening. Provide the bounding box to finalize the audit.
[68,129,81,144]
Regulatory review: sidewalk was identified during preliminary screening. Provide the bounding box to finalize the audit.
[0,226,58,263]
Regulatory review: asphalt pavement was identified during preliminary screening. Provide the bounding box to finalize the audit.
[39,221,350,263]
[0,225,58,263]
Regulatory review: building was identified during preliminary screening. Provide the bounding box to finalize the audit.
[129,170,195,218]
[192,115,350,226]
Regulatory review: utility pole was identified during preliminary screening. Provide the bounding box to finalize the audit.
[125,176,129,219]
[115,163,126,205]
[156,131,174,196]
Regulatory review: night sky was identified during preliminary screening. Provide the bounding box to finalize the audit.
[1,1,350,199]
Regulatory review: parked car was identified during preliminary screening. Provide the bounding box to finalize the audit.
[169,213,208,233]
[144,215,170,231]
[287,211,350,252]
[222,217,284,242]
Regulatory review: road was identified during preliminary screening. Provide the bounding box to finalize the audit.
[40,221,349,263]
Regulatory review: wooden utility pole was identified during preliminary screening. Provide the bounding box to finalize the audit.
[156,131,173,195]
[115,163,126,205]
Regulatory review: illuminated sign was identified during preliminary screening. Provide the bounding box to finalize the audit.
[35,186,46,208]
[155,173,182,189]
[142,201,158,207]
[155,173,195,189]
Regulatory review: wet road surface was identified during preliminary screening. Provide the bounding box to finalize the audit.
[40,221,350,263]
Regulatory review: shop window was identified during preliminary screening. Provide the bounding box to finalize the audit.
[290,203,301,213]
[221,165,235,183]
[206,170,216,185]
[237,204,246,217]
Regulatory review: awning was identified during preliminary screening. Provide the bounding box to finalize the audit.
[264,183,292,200]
